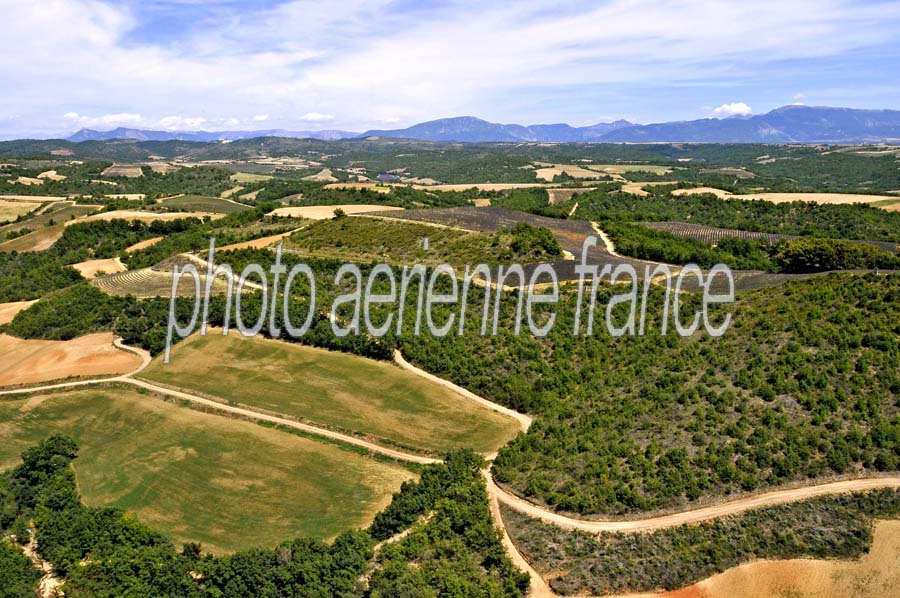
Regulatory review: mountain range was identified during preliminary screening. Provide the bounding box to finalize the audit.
[66,106,900,144]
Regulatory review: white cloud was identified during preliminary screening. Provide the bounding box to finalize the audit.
[5,0,900,134]
[299,112,334,122]
[64,112,143,128]
[712,102,753,117]
[159,116,207,130]
[252,114,269,122]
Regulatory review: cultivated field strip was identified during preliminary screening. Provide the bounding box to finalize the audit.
[92,266,232,297]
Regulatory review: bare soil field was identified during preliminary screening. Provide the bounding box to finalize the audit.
[125,236,164,252]
[72,257,127,279]
[0,332,143,387]
[36,170,66,181]
[663,520,900,598]
[269,204,403,219]
[674,187,900,205]
[13,176,43,186]
[0,300,37,325]
[73,209,224,224]
[101,164,144,177]
[0,198,41,222]
[324,182,392,193]
[535,164,607,181]
[589,164,673,175]
[215,230,297,252]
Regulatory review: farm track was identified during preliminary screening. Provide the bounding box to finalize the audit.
[5,338,900,596]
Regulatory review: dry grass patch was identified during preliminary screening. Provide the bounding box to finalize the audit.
[303,168,338,182]
[140,332,522,456]
[0,300,37,325]
[36,170,66,181]
[673,187,900,205]
[72,257,127,279]
[0,223,67,252]
[101,164,144,178]
[124,236,164,252]
[269,204,403,219]
[73,210,224,224]
[230,172,273,183]
[548,188,594,204]
[13,176,43,186]
[220,185,244,198]
[535,164,606,181]
[410,183,548,191]
[324,182,391,193]
[0,332,142,387]
[216,230,296,252]
[0,199,42,223]
[0,387,415,553]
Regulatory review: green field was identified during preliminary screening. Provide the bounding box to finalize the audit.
[285,215,560,267]
[0,386,414,553]
[158,194,252,214]
[140,332,521,455]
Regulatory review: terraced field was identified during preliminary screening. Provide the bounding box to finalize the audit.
[0,387,415,553]
[92,266,231,297]
[140,332,522,456]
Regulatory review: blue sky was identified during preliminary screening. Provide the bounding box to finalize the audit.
[2,0,900,139]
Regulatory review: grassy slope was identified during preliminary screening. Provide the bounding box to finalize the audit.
[285,215,535,268]
[158,194,252,214]
[139,332,521,455]
[0,386,414,553]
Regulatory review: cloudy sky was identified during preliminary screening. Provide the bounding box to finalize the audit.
[2,0,900,138]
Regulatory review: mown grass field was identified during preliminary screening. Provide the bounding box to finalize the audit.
[140,332,521,455]
[158,194,252,214]
[0,386,415,553]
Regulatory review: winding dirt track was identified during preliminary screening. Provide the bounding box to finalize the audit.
[5,338,900,597]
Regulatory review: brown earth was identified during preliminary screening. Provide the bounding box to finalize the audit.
[125,236,164,252]
[0,300,37,325]
[658,520,900,598]
[0,333,144,387]
[268,204,403,219]
[72,257,127,279]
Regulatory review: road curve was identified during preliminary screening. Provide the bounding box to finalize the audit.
[490,473,900,533]
[6,339,900,598]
